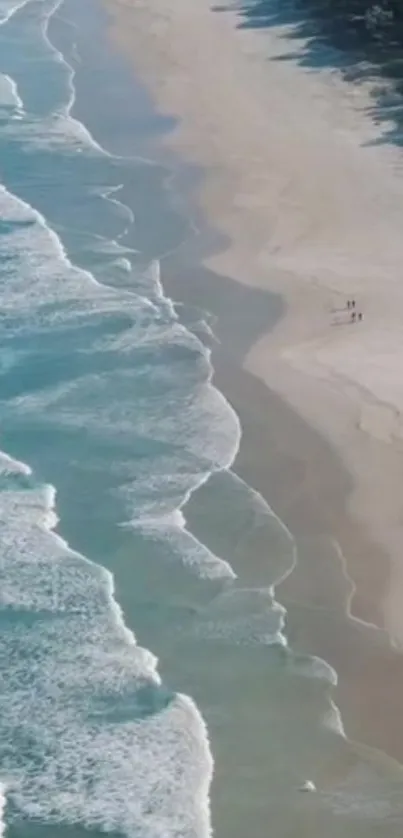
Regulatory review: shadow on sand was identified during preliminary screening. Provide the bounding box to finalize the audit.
[213,0,403,147]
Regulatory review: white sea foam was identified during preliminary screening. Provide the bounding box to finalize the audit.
[3,108,109,154]
[137,513,236,581]
[194,587,287,645]
[112,255,133,273]
[0,450,31,477]
[0,0,29,26]
[99,184,135,233]
[0,454,215,837]
[0,182,146,329]
[0,73,23,111]
[0,16,224,838]
[0,4,321,836]
[0,10,239,837]
[324,700,347,738]
[0,784,6,838]
[39,0,155,168]
[294,654,338,686]
[0,176,239,524]
[214,471,353,733]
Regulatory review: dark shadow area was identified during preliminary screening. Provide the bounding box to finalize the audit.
[213,0,403,146]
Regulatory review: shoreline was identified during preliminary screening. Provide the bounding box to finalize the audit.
[163,243,401,764]
[3,2,403,836]
[102,0,403,633]
[99,0,403,766]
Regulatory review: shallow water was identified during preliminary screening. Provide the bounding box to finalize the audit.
[0,1,403,838]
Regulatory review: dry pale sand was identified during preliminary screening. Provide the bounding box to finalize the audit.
[103,0,403,757]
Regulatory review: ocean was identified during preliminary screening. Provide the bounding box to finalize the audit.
[1,1,403,837]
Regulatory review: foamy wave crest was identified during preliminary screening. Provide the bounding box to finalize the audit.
[0,456,213,837]
[0,79,222,838]
[0,450,31,477]
[323,700,347,738]
[293,654,338,686]
[0,0,30,26]
[193,587,287,646]
[0,5,241,480]
[6,109,111,155]
[0,183,158,337]
[0,6,243,836]
[0,784,6,838]
[136,511,236,581]
[0,73,23,112]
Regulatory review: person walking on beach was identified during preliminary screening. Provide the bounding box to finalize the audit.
[351,310,356,323]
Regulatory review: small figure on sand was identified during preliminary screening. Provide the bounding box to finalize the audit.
[332,299,363,325]
[350,309,363,323]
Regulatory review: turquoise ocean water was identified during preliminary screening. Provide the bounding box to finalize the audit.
[1,2,403,838]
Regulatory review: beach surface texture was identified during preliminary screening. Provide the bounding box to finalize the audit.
[105,0,403,639]
[102,0,403,765]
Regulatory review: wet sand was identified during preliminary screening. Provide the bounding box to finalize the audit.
[162,249,402,764]
[102,0,403,765]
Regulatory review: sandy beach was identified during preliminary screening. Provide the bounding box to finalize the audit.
[103,0,403,765]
